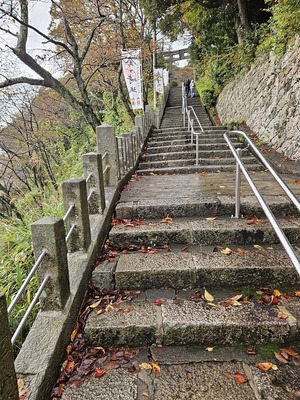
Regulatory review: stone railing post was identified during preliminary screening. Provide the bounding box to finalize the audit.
[82,153,106,215]
[96,125,118,187]
[135,115,144,138]
[123,133,134,169]
[0,294,19,400]
[62,179,91,252]
[31,217,70,310]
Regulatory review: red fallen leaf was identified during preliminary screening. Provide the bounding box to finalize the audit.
[148,249,159,254]
[200,172,206,176]
[280,348,299,358]
[19,388,30,400]
[295,180,300,184]
[111,218,121,225]
[274,352,289,363]
[277,311,288,319]
[181,246,188,252]
[271,297,280,305]
[118,309,125,314]
[237,247,247,254]
[295,290,300,297]
[154,299,164,306]
[94,368,106,378]
[65,356,75,375]
[246,347,257,355]
[233,372,248,383]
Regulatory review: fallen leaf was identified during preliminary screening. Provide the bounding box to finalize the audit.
[18,379,24,391]
[206,217,217,221]
[181,246,188,252]
[206,347,214,352]
[19,388,30,400]
[295,179,300,184]
[280,348,299,358]
[273,289,281,297]
[200,172,206,176]
[154,299,164,306]
[94,368,106,378]
[246,347,256,355]
[220,185,226,188]
[70,326,79,341]
[295,290,300,297]
[143,392,150,397]
[221,247,232,255]
[277,311,288,319]
[231,294,243,301]
[257,362,273,371]
[160,216,173,224]
[140,362,153,370]
[253,244,264,251]
[204,289,214,302]
[237,247,247,254]
[207,302,219,307]
[274,352,289,363]
[233,372,248,383]
[89,300,101,309]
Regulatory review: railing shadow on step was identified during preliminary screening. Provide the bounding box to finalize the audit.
[0,85,170,400]
[224,130,300,277]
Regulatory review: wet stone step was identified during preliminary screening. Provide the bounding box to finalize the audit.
[108,217,300,249]
[136,163,264,175]
[138,157,258,169]
[111,249,299,290]
[85,297,297,347]
[115,194,297,220]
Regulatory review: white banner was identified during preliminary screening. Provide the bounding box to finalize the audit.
[163,69,169,86]
[122,49,143,110]
[154,68,164,94]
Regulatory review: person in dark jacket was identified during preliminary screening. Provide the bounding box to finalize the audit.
[184,79,190,96]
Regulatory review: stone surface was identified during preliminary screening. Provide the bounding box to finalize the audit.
[115,252,194,289]
[85,301,159,347]
[161,300,292,346]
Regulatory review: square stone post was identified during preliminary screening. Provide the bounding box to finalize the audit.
[31,217,70,310]
[117,137,125,177]
[96,125,118,187]
[62,179,91,253]
[82,153,106,215]
[135,115,144,138]
[123,133,134,169]
[0,294,19,400]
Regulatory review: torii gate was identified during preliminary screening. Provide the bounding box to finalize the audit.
[162,47,190,75]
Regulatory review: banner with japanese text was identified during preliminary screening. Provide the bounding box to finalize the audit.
[121,49,143,110]
[154,68,164,93]
[163,68,169,86]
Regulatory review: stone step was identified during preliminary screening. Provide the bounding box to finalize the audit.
[151,131,227,139]
[148,135,233,143]
[85,292,299,347]
[136,163,264,175]
[108,217,300,250]
[111,247,299,290]
[138,156,259,170]
[145,142,242,152]
[142,149,244,161]
[115,194,297,220]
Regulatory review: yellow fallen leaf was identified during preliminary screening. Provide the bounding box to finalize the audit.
[231,294,243,301]
[221,247,232,255]
[206,347,215,352]
[207,302,219,307]
[271,364,278,370]
[204,289,214,302]
[143,393,149,398]
[231,300,242,306]
[273,289,281,297]
[206,217,217,221]
[257,362,273,371]
[220,185,226,188]
[253,244,264,251]
[89,300,101,309]
[18,379,24,391]
[139,363,153,370]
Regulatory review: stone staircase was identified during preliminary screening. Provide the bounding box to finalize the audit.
[138,87,263,175]
[61,88,300,399]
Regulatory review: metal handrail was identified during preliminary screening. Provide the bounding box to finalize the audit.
[224,130,300,277]
[11,274,50,345]
[7,249,47,315]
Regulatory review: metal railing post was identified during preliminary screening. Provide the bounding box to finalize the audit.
[0,294,19,400]
[234,148,242,218]
[31,217,70,310]
[82,152,106,215]
[62,179,91,252]
[196,133,199,166]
